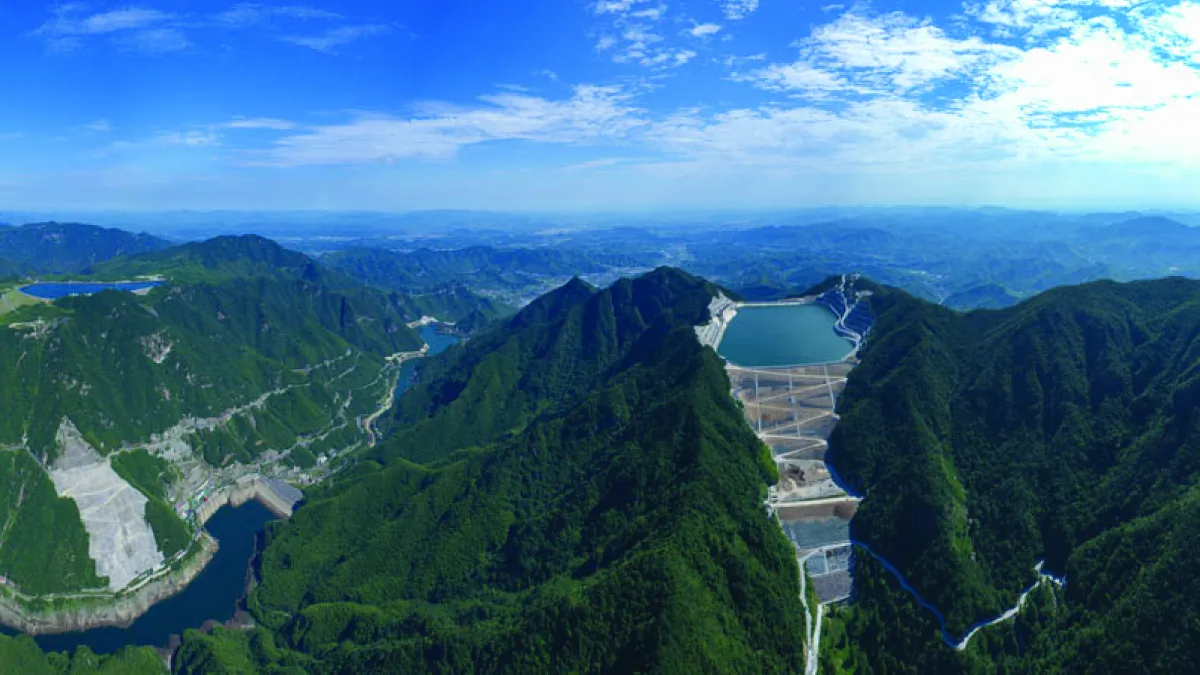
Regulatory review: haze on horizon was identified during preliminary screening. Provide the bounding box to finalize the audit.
[2,0,1199,212]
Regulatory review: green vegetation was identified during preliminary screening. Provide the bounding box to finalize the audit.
[111,450,176,501]
[0,222,169,275]
[0,636,163,674]
[824,276,1200,671]
[143,499,189,558]
[0,237,423,463]
[173,627,306,674]
[0,450,103,593]
[0,235,439,594]
[0,285,42,316]
[112,449,191,557]
[157,267,807,672]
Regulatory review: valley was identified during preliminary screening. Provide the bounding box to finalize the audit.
[699,276,870,675]
[0,219,1197,673]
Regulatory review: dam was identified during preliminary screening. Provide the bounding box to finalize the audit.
[698,276,874,605]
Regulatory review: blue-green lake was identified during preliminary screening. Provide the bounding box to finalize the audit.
[21,282,163,299]
[717,304,852,367]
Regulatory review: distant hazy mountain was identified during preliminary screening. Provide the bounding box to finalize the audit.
[0,222,169,274]
[942,281,1024,310]
[324,245,635,291]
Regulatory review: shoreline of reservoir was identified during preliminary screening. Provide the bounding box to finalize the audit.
[0,477,296,637]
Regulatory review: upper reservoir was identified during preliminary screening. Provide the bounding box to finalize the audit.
[21,281,163,300]
[718,304,853,367]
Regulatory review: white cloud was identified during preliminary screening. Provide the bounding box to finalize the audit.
[1140,1,1200,63]
[631,4,668,20]
[215,4,342,26]
[35,7,175,37]
[740,61,846,93]
[82,120,113,133]
[722,0,760,20]
[593,0,704,67]
[117,27,190,54]
[33,6,178,52]
[561,157,636,172]
[224,118,297,130]
[595,0,653,14]
[678,1,1200,179]
[252,85,645,166]
[690,23,723,37]
[32,4,375,55]
[157,131,223,147]
[281,24,389,52]
[791,12,1014,93]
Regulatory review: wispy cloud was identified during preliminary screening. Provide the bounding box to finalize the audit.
[738,11,1013,96]
[214,3,342,27]
[158,131,222,147]
[248,85,645,166]
[82,120,113,133]
[116,27,190,54]
[223,117,297,130]
[107,130,223,153]
[722,0,760,21]
[33,6,180,53]
[280,24,390,52]
[31,4,382,55]
[560,157,639,172]
[677,1,1200,178]
[690,23,723,37]
[35,7,175,36]
[592,0,700,68]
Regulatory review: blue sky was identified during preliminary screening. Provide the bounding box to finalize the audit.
[2,0,1200,211]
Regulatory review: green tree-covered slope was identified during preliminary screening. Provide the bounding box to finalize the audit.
[167,268,806,673]
[823,276,1200,672]
[0,222,169,274]
[2,236,422,462]
[0,235,429,594]
[0,635,162,675]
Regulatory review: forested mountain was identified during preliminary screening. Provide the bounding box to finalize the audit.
[821,276,1200,672]
[161,267,806,673]
[324,245,649,308]
[325,245,639,290]
[0,222,169,274]
[0,258,19,279]
[0,235,425,597]
[97,235,501,329]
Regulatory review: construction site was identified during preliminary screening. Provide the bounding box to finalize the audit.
[727,360,859,604]
[697,275,874,611]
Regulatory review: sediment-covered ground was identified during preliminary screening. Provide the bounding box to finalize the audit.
[49,421,163,591]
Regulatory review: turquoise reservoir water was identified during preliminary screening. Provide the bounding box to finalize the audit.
[20,281,163,299]
[717,304,852,367]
